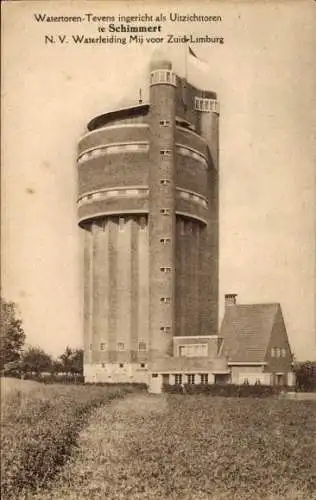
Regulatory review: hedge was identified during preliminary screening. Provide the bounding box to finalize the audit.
[163,383,288,397]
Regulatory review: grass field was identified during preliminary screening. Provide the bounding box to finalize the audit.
[1,377,141,499]
[25,393,316,500]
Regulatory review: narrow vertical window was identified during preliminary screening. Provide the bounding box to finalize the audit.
[119,217,125,232]
[139,215,147,230]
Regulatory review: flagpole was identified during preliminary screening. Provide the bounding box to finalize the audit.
[185,43,188,82]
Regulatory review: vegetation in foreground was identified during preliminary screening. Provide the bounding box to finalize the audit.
[1,378,143,500]
[29,394,316,500]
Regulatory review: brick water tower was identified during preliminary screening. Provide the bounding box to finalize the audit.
[77,54,219,383]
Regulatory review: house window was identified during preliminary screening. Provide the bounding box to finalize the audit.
[160,267,172,273]
[100,342,106,351]
[139,215,147,230]
[119,363,124,368]
[160,208,170,215]
[200,374,208,384]
[276,348,281,358]
[117,342,125,351]
[179,344,207,357]
[174,374,182,385]
[101,363,105,368]
[187,374,195,384]
[89,344,92,351]
[119,217,125,231]
[140,363,146,368]
[160,237,171,245]
[160,297,171,304]
[282,348,286,357]
[138,341,147,352]
[271,347,276,357]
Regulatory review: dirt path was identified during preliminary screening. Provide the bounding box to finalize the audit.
[33,393,170,500]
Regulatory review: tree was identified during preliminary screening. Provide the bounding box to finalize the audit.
[59,346,83,375]
[294,361,316,392]
[0,297,25,371]
[21,346,53,375]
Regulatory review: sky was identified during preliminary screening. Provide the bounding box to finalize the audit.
[1,0,316,360]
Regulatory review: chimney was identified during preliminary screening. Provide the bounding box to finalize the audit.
[225,293,237,308]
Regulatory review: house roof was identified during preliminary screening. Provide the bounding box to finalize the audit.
[219,303,280,363]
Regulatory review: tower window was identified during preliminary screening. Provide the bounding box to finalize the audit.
[119,363,124,368]
[160,267,172,273]
[160,149,172,157]
[160,179,170,185]
[159,120,171,127]
[119,217,125,231]
[140,363,146,368]
[160,237,171,245]
[117,342,125,351]
[100,342,106,351]
[138,341,147,352]
[160,326,171,334]
[160,209,170,215]
[160,297,171,304]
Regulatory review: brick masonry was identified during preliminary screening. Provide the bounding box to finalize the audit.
[77,58,219,382]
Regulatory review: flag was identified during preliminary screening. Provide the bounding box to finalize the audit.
[189,46,197,58]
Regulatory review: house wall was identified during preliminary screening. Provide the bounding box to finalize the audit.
[173,336,221,357]
[230,365,270,385]
[84,363,149,384]
[265,307,293,375]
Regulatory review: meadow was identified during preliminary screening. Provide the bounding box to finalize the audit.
[1,380,316,500]
[15,391,316,500]
[1,378,141,499]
